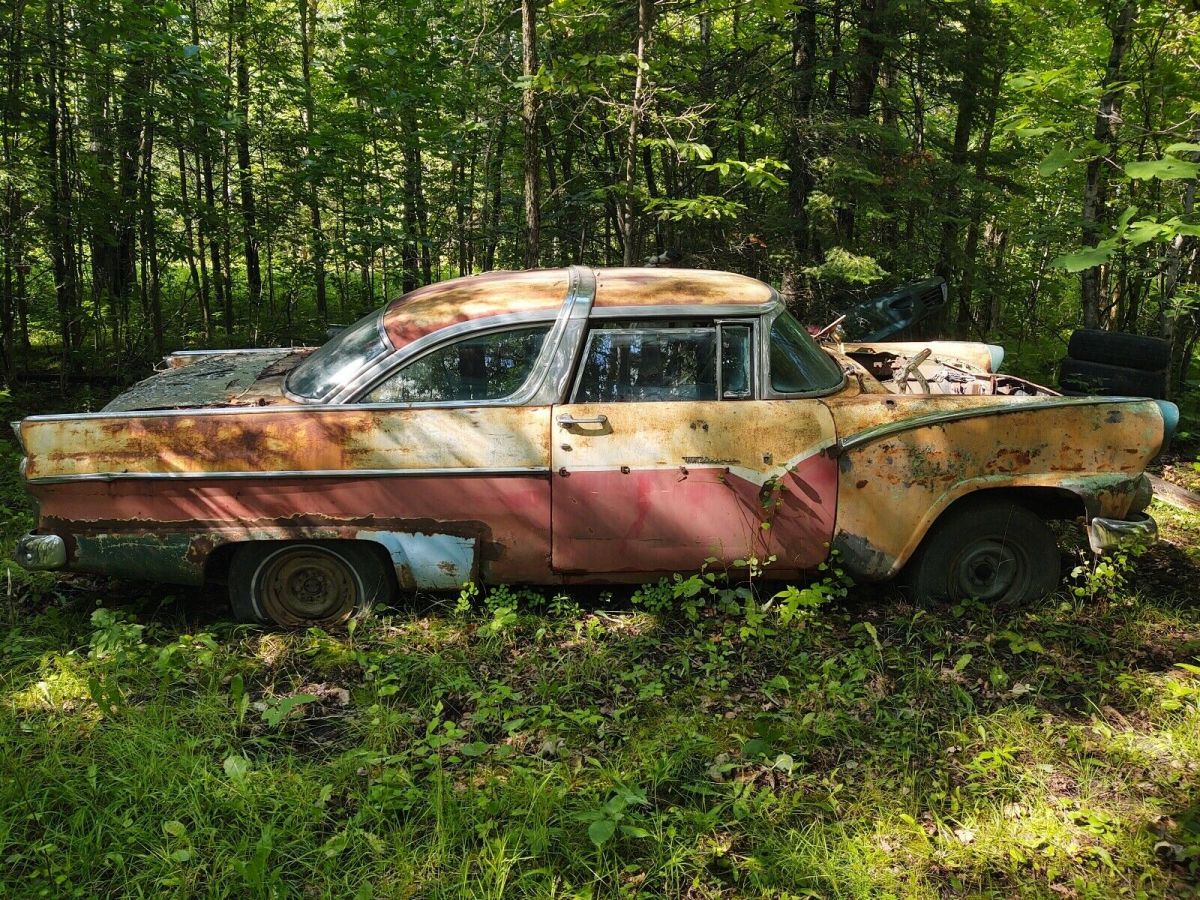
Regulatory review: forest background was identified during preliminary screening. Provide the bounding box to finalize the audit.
[0,0,1198,391]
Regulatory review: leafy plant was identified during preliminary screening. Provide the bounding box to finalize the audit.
[578,783,651,848]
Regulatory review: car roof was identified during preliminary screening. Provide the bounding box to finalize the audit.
[380,267,775,350]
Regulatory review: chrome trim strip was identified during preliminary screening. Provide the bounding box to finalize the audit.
[27,466,551,485]
[836,396,1151,453]
[168,348,299,357]
[591,302,775,319]
[536,265,596,404]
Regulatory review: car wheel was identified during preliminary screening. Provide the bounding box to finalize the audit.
[1067,328,1171,372]
[905,498,1060,604]
[1057,357,1167,398]
[229,541,395,627]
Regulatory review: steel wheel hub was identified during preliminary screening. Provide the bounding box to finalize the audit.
[258,548,358,626]
[953,539,1021,602]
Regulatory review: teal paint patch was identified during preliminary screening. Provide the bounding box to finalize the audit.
[71,533,208,585]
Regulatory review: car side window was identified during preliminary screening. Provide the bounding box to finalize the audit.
[364,325,550,404]
[572,321,754,403]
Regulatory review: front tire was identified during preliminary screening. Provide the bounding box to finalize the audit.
[905,498,1060,604]
[229,541,395,628]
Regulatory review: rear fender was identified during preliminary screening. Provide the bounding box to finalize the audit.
[67,526,479,590]
[827,397,1165,580]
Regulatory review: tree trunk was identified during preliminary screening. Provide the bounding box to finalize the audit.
[234,0,262,317]
[521,0,541,269]
[191,0,227,337]
[140,93,163,355]
[960,66,1004,332]
[483,113,508,271]
[621,0,652,266]
[1081,0,1137,329]
[837,0,890,243]
[300,0,327,320]
[936,62,979,331]
[783,1,818,310]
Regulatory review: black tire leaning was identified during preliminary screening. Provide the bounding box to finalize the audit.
[905,498,1060,604]
[1067,328,1171,372]
[1057,358,1167,398]
[229,541,395,628]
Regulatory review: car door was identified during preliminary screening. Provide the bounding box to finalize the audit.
[551,316,838,578]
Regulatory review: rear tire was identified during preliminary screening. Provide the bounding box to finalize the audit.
[905,498,1060,604]
[1057,357,1167,398]
[1067,328,1171,372]
[229,541,395,628]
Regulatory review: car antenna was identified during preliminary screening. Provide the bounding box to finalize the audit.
[812,314,847,341]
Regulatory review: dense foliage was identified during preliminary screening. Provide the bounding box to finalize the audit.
[0,0,1198,385]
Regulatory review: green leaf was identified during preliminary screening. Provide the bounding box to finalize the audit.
[223,754,251,783]
[1124,157,1200,181]
[1124,222,1166,246]
[262,693,319,727]
[861,620,882,651]
[162,820,187,838]
[588,818,616,847]
[1164,143,1200,155]
[619,825,651,838]
[1038,144,1073,177]
[460,741,490,757]
[742,737,771,757]
[1051,245,1115,272]
[1012,126,1056,138]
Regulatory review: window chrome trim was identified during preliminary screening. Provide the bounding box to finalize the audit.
[569,324,722,404]
[716,320,756,400]
[759,303,849,399]
[353,320,557,407]
[592,302,775,320]
[340,264,597,407]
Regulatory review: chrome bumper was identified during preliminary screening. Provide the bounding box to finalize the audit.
[15,534,67,570]
[1087,513,1157,555]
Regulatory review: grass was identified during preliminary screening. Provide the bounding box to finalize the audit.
[1,389,1199,897]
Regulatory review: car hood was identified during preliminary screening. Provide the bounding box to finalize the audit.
[102,349,314,412]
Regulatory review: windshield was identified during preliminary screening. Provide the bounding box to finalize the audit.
[285,309,391,401]
[769,309,844,394]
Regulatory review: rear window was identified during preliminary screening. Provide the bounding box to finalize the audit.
[286,310,390,401]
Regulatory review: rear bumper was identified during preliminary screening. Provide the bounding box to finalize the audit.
[15,534,67,571]
[1087,513,1157,555]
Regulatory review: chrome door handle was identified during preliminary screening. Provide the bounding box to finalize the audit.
[557,413,608,426]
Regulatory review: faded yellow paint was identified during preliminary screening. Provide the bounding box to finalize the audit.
[552,399,834,480]
[383,269,570,346]
[592,268,774,308]
[826,395,1166,577]
[21,406,551,479]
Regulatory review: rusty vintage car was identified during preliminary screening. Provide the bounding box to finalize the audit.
[13,267,1178,626]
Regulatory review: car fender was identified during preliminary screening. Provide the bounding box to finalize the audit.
[825,395,1167,580]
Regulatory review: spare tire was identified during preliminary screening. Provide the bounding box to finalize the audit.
[1067,329,1171,372]
[1057,358,1167,398]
